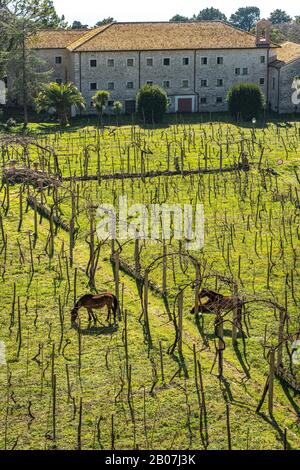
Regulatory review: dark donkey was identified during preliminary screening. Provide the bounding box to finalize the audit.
[71,293,119,326]
[191,288,243,326]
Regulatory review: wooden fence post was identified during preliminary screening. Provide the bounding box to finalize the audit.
[114,251,121,321]
[178,291,184,355]
[162,242,167,296]
[268,348,275,415]
[232,282,238,347]
[277,309,285,368]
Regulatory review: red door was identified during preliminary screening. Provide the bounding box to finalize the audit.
[178,98,192,113]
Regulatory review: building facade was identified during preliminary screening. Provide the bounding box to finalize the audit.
[22,20,300,115]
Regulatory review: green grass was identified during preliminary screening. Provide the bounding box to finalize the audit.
[0,115,299,450]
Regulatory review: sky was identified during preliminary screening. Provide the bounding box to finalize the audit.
[52,0,299,26]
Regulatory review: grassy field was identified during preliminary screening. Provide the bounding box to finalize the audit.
[0,114,299,450]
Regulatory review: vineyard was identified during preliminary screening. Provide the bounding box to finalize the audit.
[0,116,299,450]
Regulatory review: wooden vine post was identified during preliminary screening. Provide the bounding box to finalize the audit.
[277,309,285,368]
[134,238,140,275]
[162,242,167,296]
[268,347,275,415]
[69,189,76,268]
[194,264,200,316]
[177,291,184,355]
[143,269,151,343]
[216,313,224,378]
[114,251,121,320]
[232,282,238,347]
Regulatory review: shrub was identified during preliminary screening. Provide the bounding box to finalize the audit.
[137,85,168,123]
[227,82,265,121]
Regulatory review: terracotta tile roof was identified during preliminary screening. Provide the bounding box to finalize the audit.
[30,22,278,52]
[273,41,300,65]
[67,24,111,51]
[67,21,277,52]
[29,29,88,49]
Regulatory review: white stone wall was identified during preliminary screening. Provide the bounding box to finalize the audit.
[34,48,74,83]
[278,60,300,114]
[268,65,280,112]
[74,48,269,114]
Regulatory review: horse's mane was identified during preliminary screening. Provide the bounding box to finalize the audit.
[75,294,94,307]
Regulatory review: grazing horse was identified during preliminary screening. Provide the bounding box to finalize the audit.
[71,293,118,326]
[191,288,243,326]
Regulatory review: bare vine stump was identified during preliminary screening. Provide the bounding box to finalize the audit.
[232,283,239,346]
[277,309,285,368]
[114,252,121,321]
[268,348,275,415]
[177,291,184,355]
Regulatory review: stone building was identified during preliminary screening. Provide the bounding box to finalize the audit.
[13,20,300,114]
[269,42,300,113]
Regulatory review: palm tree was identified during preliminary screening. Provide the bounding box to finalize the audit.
[92,90,110,126]
[35,82,85,126]
[112,100,122,126]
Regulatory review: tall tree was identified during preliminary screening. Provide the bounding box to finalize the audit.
[195,7,227,22]
[71,20,88,29]
[269,9,292,25]
[95,17,115,26]
[229,7,260,31]
[0,1,67,125]
[169,14,190,23]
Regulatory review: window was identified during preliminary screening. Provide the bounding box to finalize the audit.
[90,59,97,68]
[201,79,208,87]
[235,68,241,76]
[127,58,134,67]
[90,82,97,91]
[55,56,62,64]
[126,81,134,89]
[200,97,207,104]
[216,97,223,104]
[163,80,171,89]
[90,101,94,107]
[242,68,248,75]
[146,81,153,86]
[146,58,153,66]
[163,58,170,66]
[260,78,265,85]
[56,78,62,85]
[272,77,276,90]
[201,57,208,65]
[181,79,189,88]
[183,57,189,66]
[217,79,223,87]
[260,56,266,64]
[107,58,115,67]
[108,100,114,107]
[107,82,115,90]
[217,57,223,65]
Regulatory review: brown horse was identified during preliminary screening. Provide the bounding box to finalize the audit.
[71,293,118,326]
[191,288,243,325]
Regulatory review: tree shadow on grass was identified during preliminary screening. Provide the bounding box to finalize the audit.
[234,341,251,380]
[256,411,291,450]
[194,313,210,349]
[279,378,300,417]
